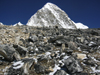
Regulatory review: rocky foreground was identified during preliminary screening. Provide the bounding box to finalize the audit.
[0,25,100,75]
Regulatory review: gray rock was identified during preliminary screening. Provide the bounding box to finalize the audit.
[7,58,35,75]
[64,57,83,73]
[68,41,77,50]
[83,58,96,66]
[28,33,38,42]
[48,35,64,43]
[54,70,68,75]
[0,45,20,61]
[34,64,46,74]
[13,44,27,57]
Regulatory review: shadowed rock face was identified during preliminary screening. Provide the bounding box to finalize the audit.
[27,3,88,29]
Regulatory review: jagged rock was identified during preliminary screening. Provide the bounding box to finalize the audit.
[64,57,83,73]
[54,70,68,75]
[88,41,98,47]
[90,30,99,36]
[28,33,38,42]
[48,35,64,43]
[0,45,20,62]
[68,41,78,50]
[7,58,35,75]
[83,58,96,66]
[31,54,55,74]
[64,49,73,55]
[34,64,46,74]
[37,55,55,68]
[13,44,27,57]
[0,60,9,66]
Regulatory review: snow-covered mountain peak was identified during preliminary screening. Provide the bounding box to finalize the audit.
[44,2,59,9]
[0,22,4,25]
[44,2,54,6]
[17,22,23,25]
[26,2,88,29]
[43,2,63,14]
[13,22,23,26]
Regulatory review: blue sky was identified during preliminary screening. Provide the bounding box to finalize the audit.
[0,0,100,28]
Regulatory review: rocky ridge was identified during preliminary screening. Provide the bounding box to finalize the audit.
[0,25,100,75]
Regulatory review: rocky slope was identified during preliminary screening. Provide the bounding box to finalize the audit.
[0,25,100,75]
[26,2,88,29]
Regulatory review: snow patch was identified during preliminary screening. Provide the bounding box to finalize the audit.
[63,55,70,60]
[91,57,99,62]
[91,67,100,73]
[13,61,24,69]
[33,57,37,63]
[35,48,38,51]
[45,52,51,56]
[89,41,96,46]
[49,64,61,75]
[75,22,88,29]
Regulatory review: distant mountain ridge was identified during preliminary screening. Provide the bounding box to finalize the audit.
[13,22,23,26]
[0,22,4,25]
[26,2,88,29]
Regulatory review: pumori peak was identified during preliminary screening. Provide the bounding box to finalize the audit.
[13,22,23,26]
[26,2,88,29]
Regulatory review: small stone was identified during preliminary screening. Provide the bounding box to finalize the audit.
[46,67,54,73]
[77,53,87,60]
[54,70,68,75]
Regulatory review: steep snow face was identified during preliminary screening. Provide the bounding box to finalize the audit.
[75,23,88,29]
[13,22,23,26]
[27,2,88,29]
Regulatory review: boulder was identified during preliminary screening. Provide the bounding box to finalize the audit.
[28,33,38,42]
[48,35,64,43]
[7,58,35,75]
[64,57,83,73]
[34,64,46,74]
[83,58,96,66]
[13,44,27,57]
[0,45,20,62]
[54,70,68,75]
[68,41,78,50]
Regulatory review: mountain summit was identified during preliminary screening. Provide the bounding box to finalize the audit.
[26,2,88,29]
[13,22,23,26]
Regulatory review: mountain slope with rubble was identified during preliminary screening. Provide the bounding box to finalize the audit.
[0,25,100,75]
